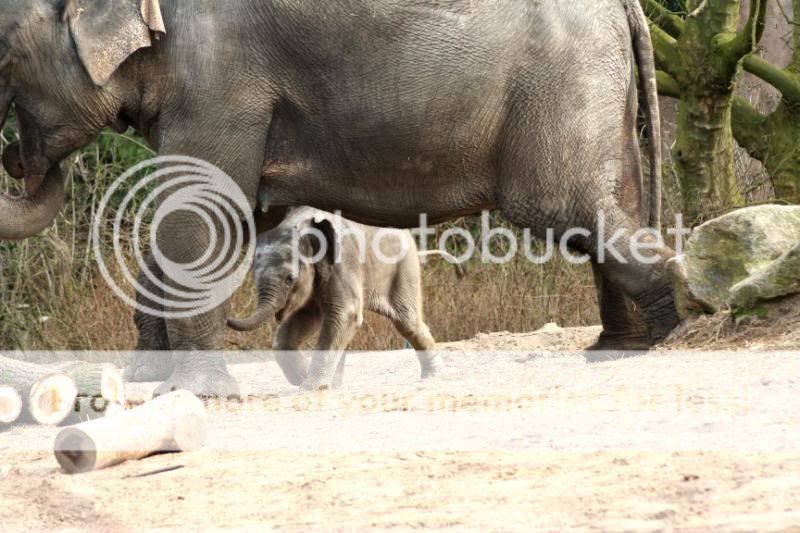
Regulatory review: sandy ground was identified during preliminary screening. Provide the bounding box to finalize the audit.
[1,324,800,531]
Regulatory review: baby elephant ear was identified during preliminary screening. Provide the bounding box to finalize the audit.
[311,218,338,263]
[65,0,166,86]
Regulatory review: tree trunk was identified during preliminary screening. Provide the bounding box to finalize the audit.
[733,97,800,202]
[731,0,800,203]
[675,95,741,219]
[672,0,745,222]
[647,0,798,207]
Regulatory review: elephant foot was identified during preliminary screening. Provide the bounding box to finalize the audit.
[584,332,649,363]
[420,353,444,379]
[587,331,651,352]
[301,353,344,391]
[299,375,333,391]
[637,285,682,345]
[274,352,309,387]
[583,349,649,363]
[123,352,175,383]
[154,366,241,399]
[584,331,651,363]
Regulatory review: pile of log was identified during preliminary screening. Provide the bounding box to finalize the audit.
[2,357,208,474]
[0,355,125,426]
[55,390,207,474]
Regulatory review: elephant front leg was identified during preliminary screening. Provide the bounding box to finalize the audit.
[142,96,271,397]
[124,253,175,383]
[273,307,321,386]
[151,209,240,399]
[301,310,360,391]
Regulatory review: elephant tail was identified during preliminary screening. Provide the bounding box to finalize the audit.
[625,0,662,231]
[417,250,467,279]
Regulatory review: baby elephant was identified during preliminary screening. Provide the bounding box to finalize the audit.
[228,207,463,390]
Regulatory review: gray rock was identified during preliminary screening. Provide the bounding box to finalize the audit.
[730,243,800,309]
[668,205,800,316]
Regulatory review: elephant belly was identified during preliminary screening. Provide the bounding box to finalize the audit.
[261,157,496,227]
[260,106,498,227]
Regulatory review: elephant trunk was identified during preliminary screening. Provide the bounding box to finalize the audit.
[0,88,10,135]
[227,287,276,332]
[0,155,66,241]
[0,97,67,241]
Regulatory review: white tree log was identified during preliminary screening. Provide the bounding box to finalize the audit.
[54,390,207,474]
[28,374,78,425]
[0,385,22,424]
[0,356,125,424]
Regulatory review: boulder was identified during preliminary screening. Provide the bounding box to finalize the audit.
[668,205,800,316]
[729,243,800,309]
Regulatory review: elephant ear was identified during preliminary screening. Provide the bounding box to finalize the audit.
[65,0,165,86]
[310,218,339,264]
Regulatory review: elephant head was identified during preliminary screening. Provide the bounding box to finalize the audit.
[227,218,336,332]
[0,0,164,240]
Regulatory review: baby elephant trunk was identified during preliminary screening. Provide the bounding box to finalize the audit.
[227,288,274,332]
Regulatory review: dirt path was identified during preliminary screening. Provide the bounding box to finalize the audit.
[2,325,799,531]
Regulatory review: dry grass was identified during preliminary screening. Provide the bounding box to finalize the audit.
[662,294,800,351]
[23,232,598,352]
[230,252,598,352]
[0,125,157,351]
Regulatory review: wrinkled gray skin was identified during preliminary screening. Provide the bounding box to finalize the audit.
[0,0,678,398]
[227,207,461,390]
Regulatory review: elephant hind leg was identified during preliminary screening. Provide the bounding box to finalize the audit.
[588,263,650,352]
[585,227,679,348]
[391,313,441,379]
[494,86,679,348]
[383,275,442,379]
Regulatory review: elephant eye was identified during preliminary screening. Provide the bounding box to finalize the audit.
[285,274,295,286]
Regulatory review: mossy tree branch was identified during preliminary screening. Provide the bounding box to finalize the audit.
[656,70,683,97]
[642,0,686,38]
[791,0,800,73]
[648,21,683,78]
[721,0,768,60]
[646,0,799,98]
[742,54,800,104]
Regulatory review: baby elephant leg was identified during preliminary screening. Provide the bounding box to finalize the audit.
[302,310,360,391]
[393,315,442,379]
[273,308,321,386]
[331,354,347,390]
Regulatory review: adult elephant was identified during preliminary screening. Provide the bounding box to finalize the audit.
[0,0,678,397]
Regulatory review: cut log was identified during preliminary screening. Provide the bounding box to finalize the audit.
[72,365,126,421]
[0,386,22,424]
[54,390,207,474]
[28,374,77,425]
[0,356,125,424]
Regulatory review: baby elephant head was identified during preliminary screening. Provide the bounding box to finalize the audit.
[227,217,336,331]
